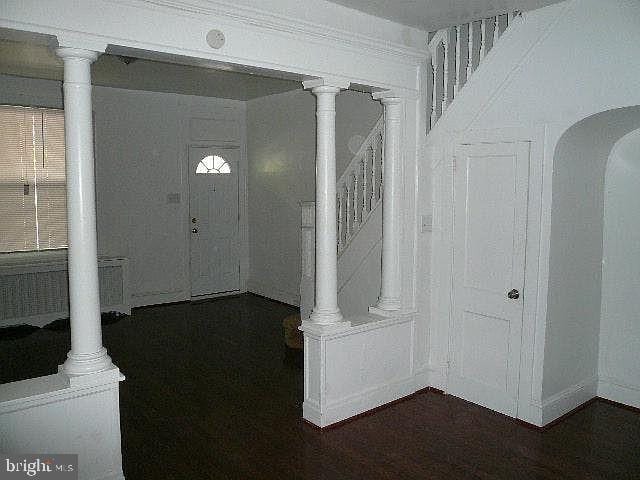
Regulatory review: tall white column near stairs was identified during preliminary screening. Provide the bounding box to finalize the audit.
[370,91,404,315]
[56,47,113,375]
[302,77,350,329]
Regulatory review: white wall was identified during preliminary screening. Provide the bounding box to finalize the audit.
[0,74,248,307]
[246,88,381,306]
[542,113,613,399]
[599,127,640,409]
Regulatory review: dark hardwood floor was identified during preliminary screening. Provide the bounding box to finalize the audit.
[1,293,639,479]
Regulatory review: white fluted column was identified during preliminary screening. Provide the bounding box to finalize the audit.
[370,92,404,314]
[57,47,112,375]
[302,78,350,327]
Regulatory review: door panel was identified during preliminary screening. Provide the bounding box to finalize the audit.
[189,146,240,296]
[448,141,530,417]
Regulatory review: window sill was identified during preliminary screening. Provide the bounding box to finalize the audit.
[0,249,68,270]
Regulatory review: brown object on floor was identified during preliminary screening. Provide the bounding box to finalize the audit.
[282,313,303,349]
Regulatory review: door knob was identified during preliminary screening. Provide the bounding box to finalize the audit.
[507,289,520,299]
[192,228,198,234]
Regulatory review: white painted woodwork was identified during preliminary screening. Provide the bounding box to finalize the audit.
[188,146,240,297]
[56,47,112,376]
[0,253,130,328]
[0,367,125,480]
[1,0,424,433]
[303,78,349,327]
[427,0,640,426]
[448,141,530,416]
[426,11,518,132]
[303,313,415,427]
[337,116,384,255]
[371,92,403,313]
[247,89,380,308]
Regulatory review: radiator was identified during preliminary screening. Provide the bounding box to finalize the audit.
[0,252,131,328]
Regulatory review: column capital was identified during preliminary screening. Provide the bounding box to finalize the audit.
[372,89,417,102]
[55,47,100,63]
[303,76,351,91]
[56,32,107,55]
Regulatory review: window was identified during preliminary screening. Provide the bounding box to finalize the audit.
[196,155,231,174]
[0,105,67,253]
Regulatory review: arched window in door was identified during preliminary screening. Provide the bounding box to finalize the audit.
[196,155,231,174]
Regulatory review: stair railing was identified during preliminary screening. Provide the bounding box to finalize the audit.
[427,11,521,133]
[336,115,384,255]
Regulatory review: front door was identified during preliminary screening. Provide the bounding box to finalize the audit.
[188,146,240,297]
[448,141,530,416]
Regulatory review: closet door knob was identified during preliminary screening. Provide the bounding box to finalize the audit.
[507,289,520,299]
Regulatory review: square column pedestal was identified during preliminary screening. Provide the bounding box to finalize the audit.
[301,312,417,427]
[0,367,125,480]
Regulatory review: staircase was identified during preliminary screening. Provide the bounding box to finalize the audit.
[427,11,520,133]
[300,10,520,319]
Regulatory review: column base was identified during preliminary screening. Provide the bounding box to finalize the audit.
[309,308,344,325]
[369,297,401,316]
[300,319,352,336]
[62,347,113,376]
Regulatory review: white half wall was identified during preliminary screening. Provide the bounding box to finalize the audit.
[599,127,640,409]
[246,88,380,307]
[0,74,248,307]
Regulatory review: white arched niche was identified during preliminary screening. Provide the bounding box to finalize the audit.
[599,127,640,408]
[544,106,640,407]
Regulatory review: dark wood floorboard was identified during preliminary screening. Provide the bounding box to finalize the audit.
[1,293,639,479]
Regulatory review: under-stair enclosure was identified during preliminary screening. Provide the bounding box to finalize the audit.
[425,0,640,428]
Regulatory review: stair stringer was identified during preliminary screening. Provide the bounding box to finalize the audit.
[337,202,382,318]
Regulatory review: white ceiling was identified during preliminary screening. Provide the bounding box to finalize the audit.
[0,40,302,101]
[327,0,562,31]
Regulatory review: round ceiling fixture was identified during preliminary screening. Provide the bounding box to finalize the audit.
[206,29,226,49]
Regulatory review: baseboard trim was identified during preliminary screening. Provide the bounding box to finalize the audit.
[303,376,415,428]
[597,376,640,410]
[131,290,188,308]
[540,375,598,425]
[246,279,300,307]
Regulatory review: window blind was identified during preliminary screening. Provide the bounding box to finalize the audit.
[0,105,67,253]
